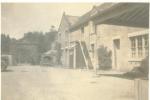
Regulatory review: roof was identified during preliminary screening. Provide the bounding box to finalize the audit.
[95,3,115,11]
[105,4,149,27]
[65,15,79,26]
[69,3,115,30]
[69,3,149,31]
[58,13,79,31]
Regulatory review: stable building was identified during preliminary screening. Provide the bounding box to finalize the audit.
[68,3,149,71]
[58,12,78,67]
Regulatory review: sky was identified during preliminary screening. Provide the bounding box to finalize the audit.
[1,3,100,39]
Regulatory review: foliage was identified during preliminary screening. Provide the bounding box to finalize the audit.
[139,56,149,76]
[55,41,62,65]
[1,34,11,54]
[1,26,58,65]
[97,45,112,70]
[124,56,149,79]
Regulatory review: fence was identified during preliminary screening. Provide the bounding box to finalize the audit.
[135,79,148,100]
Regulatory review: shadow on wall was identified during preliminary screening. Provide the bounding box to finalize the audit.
[96,56,149,80]
[97,45,112,70]
[124,56,149,79]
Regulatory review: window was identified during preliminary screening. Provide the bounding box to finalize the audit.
[130,34,149,58]
[114,39,120,49]
[91,44,95,58]
[137,36,142,57]
[91,22,97,34]
[144,35,149,56]
[93,24,97,34]
[131,38,136,57]
[81,27,84,34]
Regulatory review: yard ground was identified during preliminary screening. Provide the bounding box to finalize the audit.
[2,65,135,100]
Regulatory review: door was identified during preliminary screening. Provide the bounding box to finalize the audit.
[69,50,74,68]
[113,39,120,69]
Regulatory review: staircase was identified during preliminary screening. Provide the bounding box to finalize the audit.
[78,41,93,69]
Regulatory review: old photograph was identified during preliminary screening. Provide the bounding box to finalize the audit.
[1,2,149,100]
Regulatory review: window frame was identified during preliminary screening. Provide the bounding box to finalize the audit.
[130,34,148,58]
[81,27,84,34]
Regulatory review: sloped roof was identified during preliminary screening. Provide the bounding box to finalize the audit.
[105,4,149,27]
[69,3,149,30]
[65,15,79,26]
[69,3,115,30]
[58,13,79,31]
[95,3,115,11]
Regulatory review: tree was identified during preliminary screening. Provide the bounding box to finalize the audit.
[97,45,112,70]
[1,26,58,65]
[1,34,11,54]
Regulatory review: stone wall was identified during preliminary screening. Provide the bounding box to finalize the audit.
[96,23,147,71]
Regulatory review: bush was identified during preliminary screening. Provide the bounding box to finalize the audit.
[124,56,149,79]
[139,56,149,76]
[97,45,112,70]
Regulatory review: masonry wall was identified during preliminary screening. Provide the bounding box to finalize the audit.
[69,29,81,43]
[58,20,69,48]
[58,17,69,67]
[96,23,147,71]
[83,24,91,50]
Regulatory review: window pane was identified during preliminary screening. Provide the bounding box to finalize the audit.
[81,27,84,33]
[137,36,143,57]
[144,35,149,56]
[131,38,136,58]
[91,44,95,57]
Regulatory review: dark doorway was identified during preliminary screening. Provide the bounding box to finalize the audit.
[113,39,120,69]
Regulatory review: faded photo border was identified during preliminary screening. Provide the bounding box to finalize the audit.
[1,0,150,100]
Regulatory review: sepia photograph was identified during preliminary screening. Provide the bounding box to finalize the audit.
[1,2,149,100]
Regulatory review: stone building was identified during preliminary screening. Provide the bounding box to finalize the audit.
[40,49,57,66]
[59,3,149,72]
[40,40,61,66]
[58,12,78,67]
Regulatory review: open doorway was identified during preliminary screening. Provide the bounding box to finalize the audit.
[113,39,120,69]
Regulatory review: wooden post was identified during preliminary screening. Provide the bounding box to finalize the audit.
[79,41,89,70]
[142,36,145,58]
[135,79,148,100]
[73,45,76,69]
[135,38,138,58]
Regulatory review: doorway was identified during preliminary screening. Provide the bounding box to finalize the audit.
[113,39,120,69]
[69,50,74,68]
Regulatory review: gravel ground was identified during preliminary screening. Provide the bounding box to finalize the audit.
[2,65,135,100]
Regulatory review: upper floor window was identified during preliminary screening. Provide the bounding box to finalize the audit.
[81,27,84,34]
[91,44,95,58]
[90,21,97,34]
[93,24,97,34]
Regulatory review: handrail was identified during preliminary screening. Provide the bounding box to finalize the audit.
[78,41,89,69]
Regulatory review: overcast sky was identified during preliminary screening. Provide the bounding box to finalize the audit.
[1,3,100,39]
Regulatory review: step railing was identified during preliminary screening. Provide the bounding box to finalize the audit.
[78,41,93,69]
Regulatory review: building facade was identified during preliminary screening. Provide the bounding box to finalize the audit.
[59,3,149,72]
[58,12,78,67]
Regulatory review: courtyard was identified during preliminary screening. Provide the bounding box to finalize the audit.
[2,65,135,100]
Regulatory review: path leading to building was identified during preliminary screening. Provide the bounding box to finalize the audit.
[2,65,135,100]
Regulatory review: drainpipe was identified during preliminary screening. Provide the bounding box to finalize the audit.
[95,28,99,75]
[68,30,70,68]
[73,44,76,69]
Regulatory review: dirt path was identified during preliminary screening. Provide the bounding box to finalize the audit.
[2,65,135,100]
